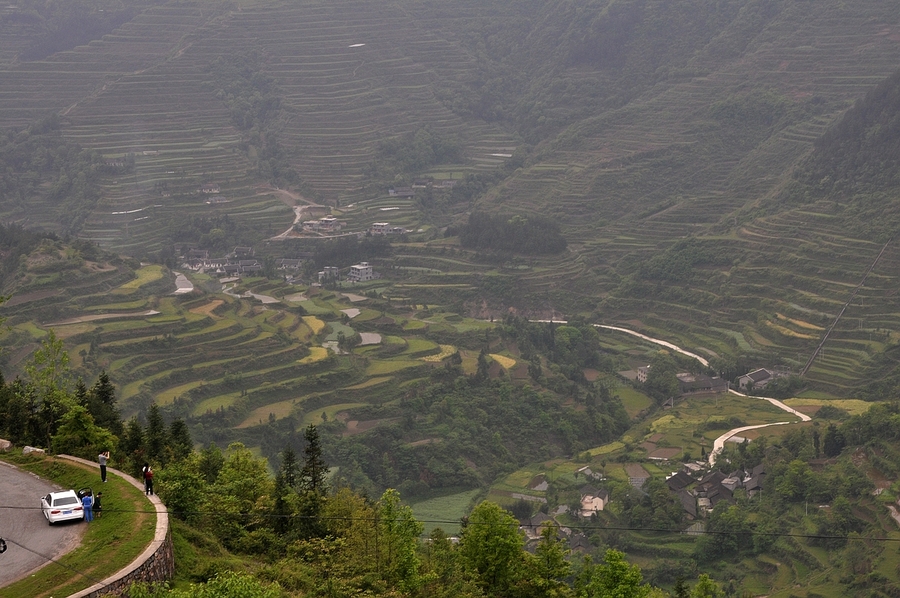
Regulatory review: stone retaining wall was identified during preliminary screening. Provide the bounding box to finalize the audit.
[59,455,173,597]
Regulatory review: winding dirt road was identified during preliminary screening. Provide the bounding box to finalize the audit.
[533,319,810,465]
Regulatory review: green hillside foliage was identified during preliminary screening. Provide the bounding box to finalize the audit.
[458,212,568,256]
[798,69,900,202]
[0,115,102,234]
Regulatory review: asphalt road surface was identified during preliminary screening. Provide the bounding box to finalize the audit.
[0,460,84,588]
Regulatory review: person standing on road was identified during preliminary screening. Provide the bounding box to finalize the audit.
[144,465,154,496]
[98,450,109,483]
[82,491,93,523]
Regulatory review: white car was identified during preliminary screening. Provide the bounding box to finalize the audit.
[40,490,84,525]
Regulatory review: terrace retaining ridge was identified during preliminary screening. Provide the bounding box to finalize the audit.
[59,455,173,598]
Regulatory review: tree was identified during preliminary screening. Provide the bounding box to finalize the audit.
[299,424,328,495]
[25,330,73,447]
[51,404,117,459]
[575,549,653,598]
[823,423,846,457]
[378,488,425,592]
[459,501,526,596]
[167,418,193,461]
[156,454,206,523]
[279,446,300,490]
[198,442,225,484]
[690,574,724,598]
[120,417,145,476]
[521,525,573,597]
[87,371,123,437]
[644,351,679,403]
[145,404,168,464]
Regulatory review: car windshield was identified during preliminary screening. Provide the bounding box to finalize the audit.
[53,496,78,506]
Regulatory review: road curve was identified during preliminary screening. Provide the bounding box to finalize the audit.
[529,319,811,466]
[0,460,84,588]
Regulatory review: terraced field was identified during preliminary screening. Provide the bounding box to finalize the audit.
[2,0,900,396]
[0,263,513,448]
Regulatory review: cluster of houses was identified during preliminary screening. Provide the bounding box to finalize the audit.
[299,216,343,234]
[665,464,767,519]
[180,246,303,277]
[514,459,767,552]
[369,222,408,236]
[633,365,789,397]
[317,261,378,284]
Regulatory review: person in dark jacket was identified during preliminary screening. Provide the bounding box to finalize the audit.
[144,465,154,496]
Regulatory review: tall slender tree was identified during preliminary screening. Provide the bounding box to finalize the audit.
[146,403,168,464]
[300,424,328,495]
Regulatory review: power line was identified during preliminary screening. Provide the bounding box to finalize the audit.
[0,535,109,590]
[4,505,899,543]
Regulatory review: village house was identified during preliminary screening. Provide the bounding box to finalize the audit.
[318,266,339,283]
[676,372,729,395]
[276,258,303,270]
[301,217,343,233]
[636,365,650,383]
[579,488,609,518]
[200,183,220,194]
[370,222,391,235]
[665,471,694,492]
[348,262,374,282]
[388,187,415,197]
[738,368,775,390]
[519,513,554,541]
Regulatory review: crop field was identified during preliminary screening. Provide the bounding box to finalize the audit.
[411,489,483,535]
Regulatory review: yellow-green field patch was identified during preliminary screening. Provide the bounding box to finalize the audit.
[189,299,224,316]
[783,398,876,417]
[589,441,625,456]
[366,360,422,375]
[303,315,325,334]
[617,386,653,418]
[302,402,369,426]
[193,393,241,416]
[154,380,207,406]
[113,264,165,293]
[490,354,516,369]
[299,346,329,364]
[237,399,299,428]
[345,376,391,389]
[404,338,439,355]
[423,344,456,362]
[402,319,427,330]
[412,489,482,535]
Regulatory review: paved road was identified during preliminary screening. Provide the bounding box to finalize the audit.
[0,460,84,588]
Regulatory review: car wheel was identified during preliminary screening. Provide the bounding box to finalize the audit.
[47,518,53,526]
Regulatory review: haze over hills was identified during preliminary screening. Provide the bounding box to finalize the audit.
[1,0,900,394]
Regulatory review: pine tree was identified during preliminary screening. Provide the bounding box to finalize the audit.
[300,424,328,495]
[74,378,89,408]
[87,371,123,437]
[120,417,145,476]
[168,418,193,461]
[280,446,300,490]
[198,442,225,484]
[146,404,168,465]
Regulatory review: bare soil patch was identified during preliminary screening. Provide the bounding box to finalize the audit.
[4,289,60,307]
[189,300,224,317]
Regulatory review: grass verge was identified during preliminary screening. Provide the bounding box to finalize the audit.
[0,453,156,598]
